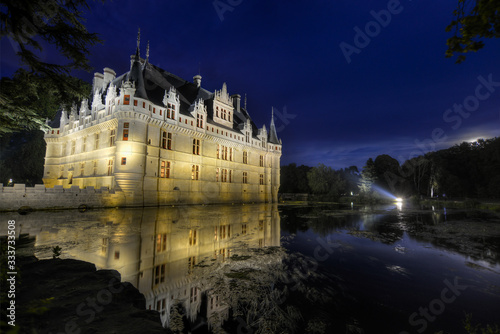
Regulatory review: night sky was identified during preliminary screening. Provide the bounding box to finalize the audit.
[1,0,499,169]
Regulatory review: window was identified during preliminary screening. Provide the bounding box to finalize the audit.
[156,299,166,316]
[156,234,167,253]
[167,103,175,119]
[216,168,219,182]
[154,264,165,285]
[243,151,248,164]
[133,100,138,106]
[124,95,130,105]
[161,131,172,150]
[259,174,264,185]
[93,161,97,176]
[142,102,145,108]
[189,230,197,245]
[71,140,75,155]
[110,129,116,146]
[121,157,126,165]
[160,161,170,178]
[216,106,219,117]
[242,224,247,235]
[82,136,87,152]
[190,287,198,303]
[188,256,196,274]
[191,165,199,180]
[229,170,232,183]
[260,155,264,167]
[95,133,100,149]
[243,172,248,184]
[221,169,227,182]
[217,145,232,161]
[153,107,155,114]
[192,139,200,155]
[80,163,85,176]
[123,123,129,141]
[246,132,250,143]
[196,114,203,128]
[107,159,113,176]
[101,238,108,254]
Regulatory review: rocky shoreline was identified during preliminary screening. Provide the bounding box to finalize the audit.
[6,256,165,334]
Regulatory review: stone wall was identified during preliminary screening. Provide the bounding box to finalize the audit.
[0,184,126,211]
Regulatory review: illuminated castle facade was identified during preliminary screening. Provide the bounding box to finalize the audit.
[42,37,281,206]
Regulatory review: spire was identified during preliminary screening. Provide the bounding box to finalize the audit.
[244,93,247,110]
[146,40,150,63]
[135,28,141,58]
[269,107,279,144]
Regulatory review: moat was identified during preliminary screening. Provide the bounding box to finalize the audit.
[1,203,499,333]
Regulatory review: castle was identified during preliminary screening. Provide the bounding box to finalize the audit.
[42,36,282,206]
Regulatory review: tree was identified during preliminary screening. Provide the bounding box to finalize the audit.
[373,154,400,192]
[307,163,345,199]
[358,158,376,195]
[0,0,101,133]
[446,0,500,63]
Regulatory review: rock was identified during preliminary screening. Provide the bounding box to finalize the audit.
[15,258,166,333]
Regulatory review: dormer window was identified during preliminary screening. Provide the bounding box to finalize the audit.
[197,114,203,128]
[124,95,130,105]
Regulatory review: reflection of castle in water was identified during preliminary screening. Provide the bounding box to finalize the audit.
[3,204,281,330]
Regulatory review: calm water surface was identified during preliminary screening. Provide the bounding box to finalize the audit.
[1,203,499,333]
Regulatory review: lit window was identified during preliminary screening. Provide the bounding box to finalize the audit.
[93,161,97,176]
[160,161,170,178]
[80,163,85,176]
[124,95,130,105]
[189,230,197,245]
[196,114,203,128]
[216,168,219,182]
[243,172,248,184]
[245,132,250,143]
[259,174,264,185]
[192,139,200,155]
[134,100,138,106]
[82,136,87,152]
[243,151,248,164]
[260,155,264,167]
[121,157,126,165]
[191,165,199,180]
[156,234,167,253]
[123,122,129,141]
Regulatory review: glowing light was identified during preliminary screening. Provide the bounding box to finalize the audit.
[395,198,403,203]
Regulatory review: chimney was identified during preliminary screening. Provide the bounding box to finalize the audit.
[93,72,104,93]
[231,94,241,112]
[103,67,116,89]
[193,75,202,88]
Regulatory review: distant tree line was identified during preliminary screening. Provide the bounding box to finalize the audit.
[280,137,500,200]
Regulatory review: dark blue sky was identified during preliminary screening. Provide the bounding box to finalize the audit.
[1,0,499,169]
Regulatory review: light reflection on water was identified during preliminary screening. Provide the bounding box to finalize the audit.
[1,203,499,333]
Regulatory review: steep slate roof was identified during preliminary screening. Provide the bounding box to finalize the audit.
[88,51,279,143]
